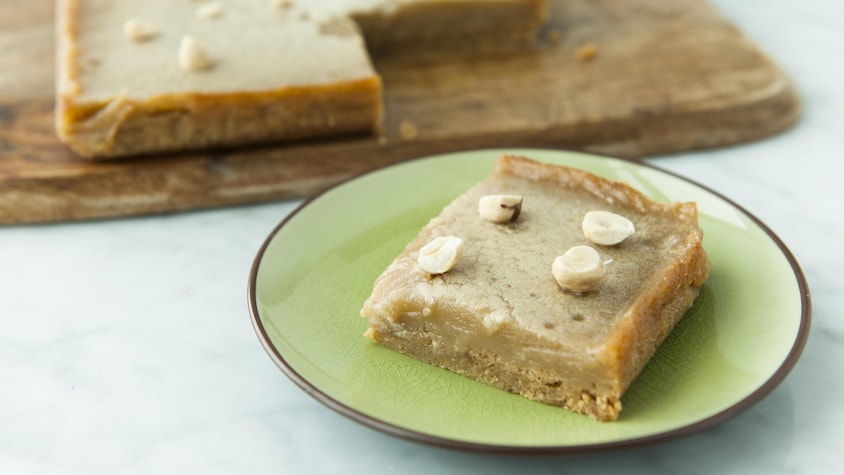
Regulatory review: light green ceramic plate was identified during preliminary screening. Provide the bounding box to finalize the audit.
[248,148,810,453]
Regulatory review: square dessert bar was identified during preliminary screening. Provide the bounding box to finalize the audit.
[360,155,710,421]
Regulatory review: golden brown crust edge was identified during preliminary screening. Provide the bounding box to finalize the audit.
[56,78,383,159]
[496,154,698,219]
[55,0,79,140]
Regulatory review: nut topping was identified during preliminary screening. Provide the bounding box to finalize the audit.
[582,210,635,246]
[417,236,464,275]
[123,19,159,42]
[178,35,214,72]
[478,194,523,223]
[552,245,606,293]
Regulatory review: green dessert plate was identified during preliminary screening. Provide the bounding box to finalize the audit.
[248,148,810,453]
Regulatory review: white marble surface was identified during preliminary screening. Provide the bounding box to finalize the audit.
[2,0,842,473]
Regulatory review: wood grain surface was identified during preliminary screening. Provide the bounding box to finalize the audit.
[0,0,799,224]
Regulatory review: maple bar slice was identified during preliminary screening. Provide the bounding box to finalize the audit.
[55,0,547,159]
[360,155,710,421]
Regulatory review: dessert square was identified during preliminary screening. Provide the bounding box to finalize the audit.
[360,154,710,421]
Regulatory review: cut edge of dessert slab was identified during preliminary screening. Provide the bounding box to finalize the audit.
[54,0,549,159]
[359,155,711,421]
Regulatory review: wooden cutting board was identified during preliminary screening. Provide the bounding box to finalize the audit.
[0,0,798,224]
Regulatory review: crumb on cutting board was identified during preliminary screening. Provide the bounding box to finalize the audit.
[576,42,598,62]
